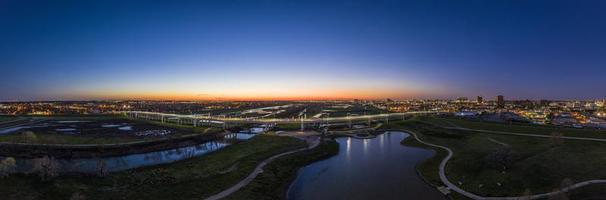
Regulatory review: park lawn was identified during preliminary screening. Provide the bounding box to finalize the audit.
[0,135,307,200]
[434,116,606,139]
[394,119,606,198]
[0,116,17,122]
[400,134,446,187]
[225,139,339,199]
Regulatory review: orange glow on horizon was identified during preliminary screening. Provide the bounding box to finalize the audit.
[62,88,425,101]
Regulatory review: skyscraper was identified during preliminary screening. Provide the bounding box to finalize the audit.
[497,95,505,108]
[477,96,483,104]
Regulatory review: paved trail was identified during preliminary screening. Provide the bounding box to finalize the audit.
[404,126,606,200]
[205,136,320,200]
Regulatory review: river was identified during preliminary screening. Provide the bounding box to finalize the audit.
[288,131,444,200]
[4,132,256,174]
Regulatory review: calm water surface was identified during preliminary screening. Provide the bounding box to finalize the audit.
[288,131,444,200]
[5,132,256,174]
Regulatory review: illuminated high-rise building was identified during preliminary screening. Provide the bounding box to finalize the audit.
[477,96,483,104]
[497,95,505,108]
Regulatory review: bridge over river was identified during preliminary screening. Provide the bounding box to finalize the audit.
[122,111,439,130]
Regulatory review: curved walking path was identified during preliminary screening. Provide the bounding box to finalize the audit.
[402,129,606,200]
[205,136,321,200]
[447,127,606,142]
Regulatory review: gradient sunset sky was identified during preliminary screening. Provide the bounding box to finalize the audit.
[1,0,605,101]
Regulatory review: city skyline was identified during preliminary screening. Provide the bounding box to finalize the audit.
[2,0,606,101]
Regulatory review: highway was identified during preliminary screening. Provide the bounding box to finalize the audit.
[122,111,439,124]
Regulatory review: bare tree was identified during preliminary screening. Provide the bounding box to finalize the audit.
[32,156,59,181]
[548,188,569,200]
[70,192,86,200]
[96,159,108,178]
[519,189,532,200]
[560,178,574,196]
[550,132,563,146]
[0,157,16,178]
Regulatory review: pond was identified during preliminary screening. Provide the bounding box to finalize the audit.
[288,131,444,200]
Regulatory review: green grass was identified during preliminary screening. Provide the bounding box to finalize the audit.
[225,139,339,200]
[275,123,301,131]
[431,116,606,139]
[0,135,307,200]
[400,135,446,187]
[0,116,17,122]
[392,118,606,198]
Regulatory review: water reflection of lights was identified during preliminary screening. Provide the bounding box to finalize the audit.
[363,139,369,155]
[346,137,352,162]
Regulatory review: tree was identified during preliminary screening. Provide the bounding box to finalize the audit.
[548,188,569,200]
[32,156,59,181]
[560,178,574,196]
[96,159,108,178]
[519,189,532,200]
[0,157,16,178]
[550,132,563,146]
[21,131,37,143]
[70,192,86,200]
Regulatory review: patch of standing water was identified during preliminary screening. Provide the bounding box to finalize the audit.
[101,124,121,128]
[0,126,31,135]
[118,126,133,131]
[56,121,90,123]
[56,128,77,132]
[3,132,258,174]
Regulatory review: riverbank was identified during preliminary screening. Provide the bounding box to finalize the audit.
[383,116,606,199]
[0,131,225,158]
[0,135,306,200]
[223,139,339,199]
[0,115,226,158]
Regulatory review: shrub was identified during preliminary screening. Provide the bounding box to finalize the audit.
[0,157,16,178]
[21,131,38,143]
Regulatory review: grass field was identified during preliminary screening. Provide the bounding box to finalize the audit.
[0,115,222,145]
[0,116,17,122]
[275,123,302,131]
[0,135,306,200]
[387,117,606,198]
[424,116,606,139]
[225,139,339,199]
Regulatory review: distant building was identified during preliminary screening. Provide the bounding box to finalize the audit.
[477,96,483,104]
[456,97,468,103]
[497,95,505,108]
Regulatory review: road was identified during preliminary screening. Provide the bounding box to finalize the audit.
[205,135,321,200]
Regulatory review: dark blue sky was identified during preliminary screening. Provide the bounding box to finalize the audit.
[1,0,605,101]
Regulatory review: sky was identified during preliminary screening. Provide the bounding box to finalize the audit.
[1,0,605,101]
